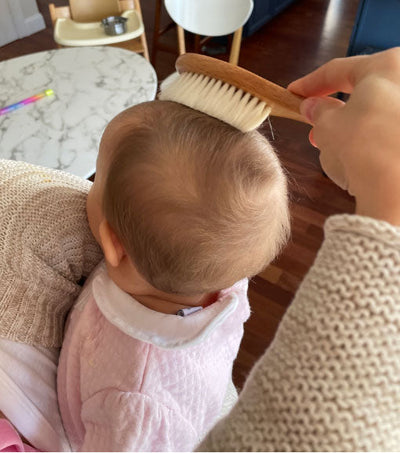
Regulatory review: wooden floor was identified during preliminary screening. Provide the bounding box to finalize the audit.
[1,0,359,389]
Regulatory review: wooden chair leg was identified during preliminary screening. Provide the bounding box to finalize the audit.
[139,31,150,60]
[229,27,243,66]
[177,25,186,55]
[49,3,57,26]
[49,2,71,49]
[133,0,150,61]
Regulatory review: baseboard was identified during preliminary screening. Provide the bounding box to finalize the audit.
[24,12,45,37]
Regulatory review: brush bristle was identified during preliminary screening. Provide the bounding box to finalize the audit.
[159,72,271,132]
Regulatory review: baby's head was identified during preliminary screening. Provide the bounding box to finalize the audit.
[88,100,290,295]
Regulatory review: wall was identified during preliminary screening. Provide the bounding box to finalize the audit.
[0,0,45,47]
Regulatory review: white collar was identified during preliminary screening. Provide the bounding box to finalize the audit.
[92,267,240,350]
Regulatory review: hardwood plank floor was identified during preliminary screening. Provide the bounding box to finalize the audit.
[1,0,359,389]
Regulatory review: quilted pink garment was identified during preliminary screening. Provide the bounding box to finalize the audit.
[0,420,38,452]
[58,263,250,451]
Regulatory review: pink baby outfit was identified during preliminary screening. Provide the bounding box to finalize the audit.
[0,420,38,452]
[58,263,250,451]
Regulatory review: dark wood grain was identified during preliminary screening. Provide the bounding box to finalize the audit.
[0,0,359,389]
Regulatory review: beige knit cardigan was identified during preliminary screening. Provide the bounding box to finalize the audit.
[0,159,102,348]
[199,214,400,451]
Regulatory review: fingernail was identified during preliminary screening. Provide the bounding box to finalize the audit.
[300,97,319,123]
[308,129,318,148]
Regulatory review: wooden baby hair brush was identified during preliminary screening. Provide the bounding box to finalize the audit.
[159,53,309,132]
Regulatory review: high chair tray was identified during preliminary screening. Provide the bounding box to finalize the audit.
[54,10,143,47]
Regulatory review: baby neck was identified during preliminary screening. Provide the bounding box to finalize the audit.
[105,259,218,315]
[132,291,218,315]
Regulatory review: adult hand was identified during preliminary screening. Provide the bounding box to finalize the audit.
[288,48,400,226]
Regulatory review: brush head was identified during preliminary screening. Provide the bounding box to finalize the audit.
[159,54,307,132]
[159,71,271,132]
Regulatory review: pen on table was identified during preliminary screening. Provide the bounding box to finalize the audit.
[0,89,55,116]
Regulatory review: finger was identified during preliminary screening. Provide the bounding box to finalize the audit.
[287,54,370,97]
[319,150,348,191]
[300,96,345,124]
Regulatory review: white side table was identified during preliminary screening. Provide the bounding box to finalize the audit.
[0,47,157,178]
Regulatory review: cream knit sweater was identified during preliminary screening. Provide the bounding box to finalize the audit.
[199,215,400,451]
[0,160,102,348]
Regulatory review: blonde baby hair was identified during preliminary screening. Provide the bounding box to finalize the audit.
[102,101,290,295]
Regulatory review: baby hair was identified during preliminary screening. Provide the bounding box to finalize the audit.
[102,101,290,295]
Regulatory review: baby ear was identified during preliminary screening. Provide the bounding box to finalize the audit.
[99,219,126,267]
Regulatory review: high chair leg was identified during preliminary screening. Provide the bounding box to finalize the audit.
[229,27,243,66]
[133,0,149,61]
[177,25,186,55]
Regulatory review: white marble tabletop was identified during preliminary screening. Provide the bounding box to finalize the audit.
[0,47,157,178]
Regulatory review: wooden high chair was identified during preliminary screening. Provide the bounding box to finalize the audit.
[49,0,149,61]
[152,0,253,66]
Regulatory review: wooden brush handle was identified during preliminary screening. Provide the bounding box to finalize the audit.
[176,53,309,124]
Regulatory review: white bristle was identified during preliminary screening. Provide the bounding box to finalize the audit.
[159,72,271,132]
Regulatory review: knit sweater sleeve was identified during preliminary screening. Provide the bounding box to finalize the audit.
[0,160,103,348]
[198,214,400,451]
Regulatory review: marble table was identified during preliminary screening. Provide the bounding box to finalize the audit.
[0,47,157,178]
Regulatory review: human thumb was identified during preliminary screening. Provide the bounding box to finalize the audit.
[300,96,348,190]
[300,96,345,124]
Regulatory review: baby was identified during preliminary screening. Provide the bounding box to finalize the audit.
[0,98,289,451]
[57,100,290,451]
